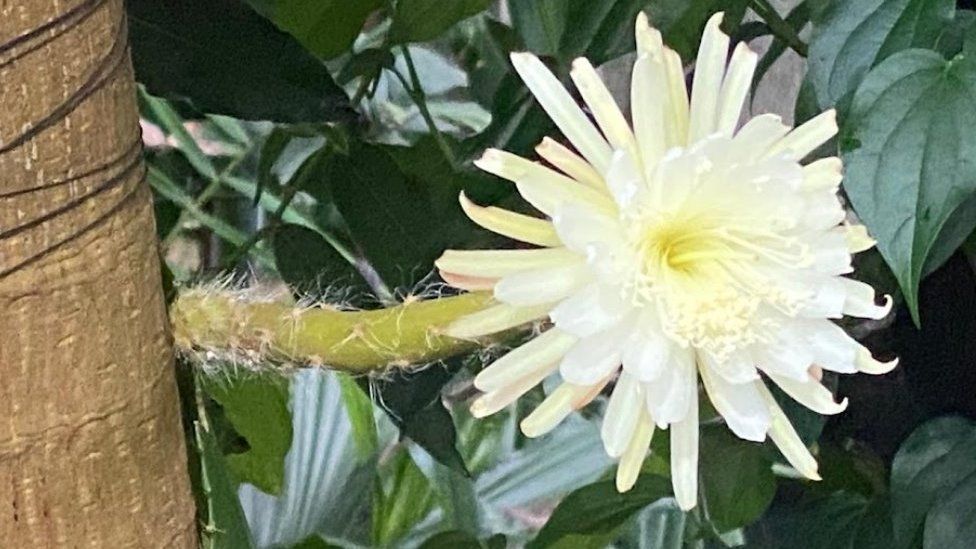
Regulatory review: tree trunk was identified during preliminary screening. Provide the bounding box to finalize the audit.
[0,0,197,546]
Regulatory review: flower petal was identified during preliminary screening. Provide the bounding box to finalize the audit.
[436,247,578,278]
[732,113,790,158]
[856,347,898,375]
[440,271,497,291]
[766,372,849,415]
[839,278,893,320]
[571,57,639,161]
[559,324,628,385]
[475,149,616,217]
[631,52,668,168]
[716,42,758,136]
[602,372,643,458]
[757,382,820,480]
[802,157,843,192]
[446,302,552,339]
[700,350,760,384]
[616,407,655,492]
[645,346,696,424]
[471,360,557,418]
[606,149,647,210]
[536,137,606,189]
[670,391,699,510]
[510,52,613,173]
[766,109,838,161]
[700,360,770,442]
[804,320,858,374]
[474,329,577,392]
[621,328,672,382]
[550,282,629,337]
[494,260,592,306]
[552,201,623,255]
[521,380,609,437]
[688,12,729,143]
[459,192,561,247]
[844,223,876,253]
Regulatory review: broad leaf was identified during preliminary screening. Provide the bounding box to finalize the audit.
[890,416,976,547]
[273,223,367,298]
[923,470,976,549]
[842,49,976,321]
[127,0,354,123]
[699,427,776,532]
[527,475,671,549]
[202,373,293,495]
[245,0,383,59]
[390,0,493,44]
[807,0,955,109]
[196,420,257,549]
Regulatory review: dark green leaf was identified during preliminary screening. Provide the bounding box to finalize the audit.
[390,0,492,44]
[923,470,976,549]
[807,0,955,109]
[202,373,294,495]
[419,530,484,549]
[245,0,383,59]
[327,140,470,288]
[842,49,976,322]
[698,427,776,532]
[528,475,671,549]
[746,491,868,549]
[196,420,256,549]
[127,0,354,123]
[890,416,976,547]
[289,535,340,549]
[273,223,367,298]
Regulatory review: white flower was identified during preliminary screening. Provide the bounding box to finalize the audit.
[436,12,896,510]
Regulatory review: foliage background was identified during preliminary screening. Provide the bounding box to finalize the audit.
[127,0,976,547]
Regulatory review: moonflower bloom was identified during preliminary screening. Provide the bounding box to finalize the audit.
[436,12,896,510]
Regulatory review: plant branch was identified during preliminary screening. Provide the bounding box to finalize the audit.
[750,0,809,58]
[171,290,502,373]
[395,45,459,170]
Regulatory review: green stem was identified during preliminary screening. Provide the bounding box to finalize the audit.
[163,153,246,247]
[396,46,458,170]
[751,0,809,58]
[171,291,499,373]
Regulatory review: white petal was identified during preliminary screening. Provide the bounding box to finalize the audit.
[475,149,616,217]
[440,271,497,291]
[571,57,639,161]
[716,42,758,136]
[754,325,816,381]
[494,260,592,306]
[621,329,672,383]
[550,283,628,337]
[766,372,849,415]
[605,148,648,209]
[474,329,576,392]
[521,381,608,437]
[551,201,622,255]
[802,157,843,192]
[732,114,790,158]
[844,223,876,253]
[700,361,770,442]
[617,408,655,492]
[699,350,760,384]
[645,346,695,424]
[798,276,847,319]
[459,192,561,247]
[766,109,838,161]
[856,347,898,375]
[810,230,853,275]
[436,247,578,278]
[663,49,690,147]
[670,392,699,510]
[839,278,893,320]
[510,53,613,173]
[687,12,729,143]
[804,320,858,374]
[602,372,643,458]
[757,382,820,480]
[802,191,846,231]
[446,302,552,339]
[631,53,668,169]
[470,360,557,418]
[559,324,627,385]
[536,137,606,189]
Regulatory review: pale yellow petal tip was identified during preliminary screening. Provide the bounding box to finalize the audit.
[509,51,535,68]
[615,468,638,493]
[805,467,823,482]
[519,417,547,438]
[676,496,697,511]
[469,395,494,418]
[857,349,899,375]
[845,223,876,253]
[635,10,650,31]
[706,11,726,32]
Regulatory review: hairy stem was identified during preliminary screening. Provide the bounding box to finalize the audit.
[171,290,500,373]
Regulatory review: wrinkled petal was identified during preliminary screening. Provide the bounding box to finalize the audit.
[550,282,629,337]
[700,360,770,442]
[839,278,893,320]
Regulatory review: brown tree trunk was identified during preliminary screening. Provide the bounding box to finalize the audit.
[0,0,197,546]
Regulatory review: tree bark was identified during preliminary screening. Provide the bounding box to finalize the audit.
[0,0,197,546]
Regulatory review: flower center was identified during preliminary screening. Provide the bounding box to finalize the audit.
[625,211,813,359]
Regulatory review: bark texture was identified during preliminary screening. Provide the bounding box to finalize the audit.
[0,0,197,546]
